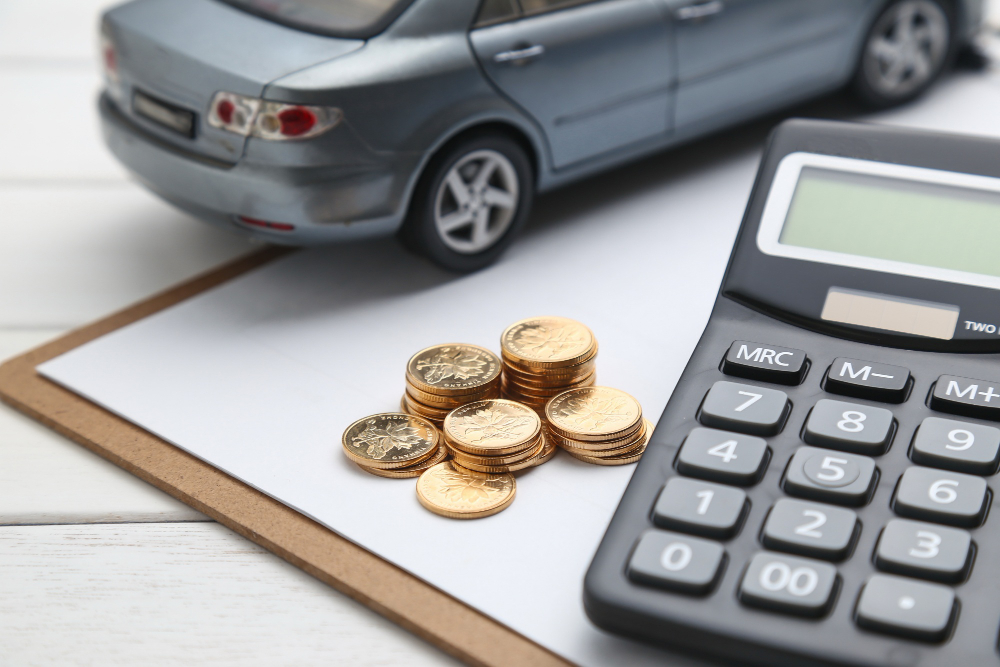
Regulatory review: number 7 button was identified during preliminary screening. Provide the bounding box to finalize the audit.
[699,381,790,436]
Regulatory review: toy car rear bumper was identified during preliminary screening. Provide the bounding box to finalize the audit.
[99,93,414,244]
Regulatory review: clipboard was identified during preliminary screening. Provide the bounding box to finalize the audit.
[0,247,570,667]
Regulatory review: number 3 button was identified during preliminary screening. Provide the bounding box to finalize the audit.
[676,427,770,485]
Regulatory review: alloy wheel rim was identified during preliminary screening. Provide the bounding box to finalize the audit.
[434,149,519,254]
[864,0,948,98]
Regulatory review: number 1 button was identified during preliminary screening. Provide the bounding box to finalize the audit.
[699,381,790,436]
[677,427,769,485]
[653,477,748,538]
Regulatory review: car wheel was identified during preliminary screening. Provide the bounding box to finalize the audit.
[852,0,953,108]
[400,134,534,272]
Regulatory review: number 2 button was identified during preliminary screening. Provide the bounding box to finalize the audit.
[677,428,770,485]
[762,499,858,561]
[699,381,790,436]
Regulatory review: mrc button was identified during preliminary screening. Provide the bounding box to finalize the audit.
[824,358,910,403]
[930,375,1000,421]
[722,341,807,385]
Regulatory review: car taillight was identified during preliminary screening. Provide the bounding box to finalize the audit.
[207,91,341,141]
[99,25,121,95]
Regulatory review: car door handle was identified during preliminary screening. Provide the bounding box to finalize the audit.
[676,0,723,20]
[493,44,546,65]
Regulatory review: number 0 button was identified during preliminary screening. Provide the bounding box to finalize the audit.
[739,552,838,617]
[676,427,769,485]
[628,530,726,595]
[893,467,988,527]
[699,381,790,436]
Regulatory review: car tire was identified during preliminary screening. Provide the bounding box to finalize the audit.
[851,0,954,108]
[399,133,534,273]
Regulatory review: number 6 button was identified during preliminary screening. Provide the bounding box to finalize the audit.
[892,467,988,527]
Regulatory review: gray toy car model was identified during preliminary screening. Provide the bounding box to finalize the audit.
[99,0,985,271]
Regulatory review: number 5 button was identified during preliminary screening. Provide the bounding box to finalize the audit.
[783,446,878,506]
[893,467,988,527]
[676,427,769,485]
[699,381,790,436]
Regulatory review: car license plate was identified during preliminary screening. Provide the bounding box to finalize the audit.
[133,90,196,138]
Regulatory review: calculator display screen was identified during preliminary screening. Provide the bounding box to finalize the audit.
[779,167,1000,278]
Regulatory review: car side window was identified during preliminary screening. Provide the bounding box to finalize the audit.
[475,0,520,27]
[519,0,594,16]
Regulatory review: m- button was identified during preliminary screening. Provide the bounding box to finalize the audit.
[930,374,1000,421]
[722,341,807,385]
[824,357,910,403]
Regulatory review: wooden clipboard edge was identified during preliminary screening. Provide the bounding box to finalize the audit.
[0,247,571,667]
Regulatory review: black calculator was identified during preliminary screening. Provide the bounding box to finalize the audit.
[584,119,1000,666]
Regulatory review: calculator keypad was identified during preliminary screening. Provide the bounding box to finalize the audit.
[910,417,1000,475]
[783,446,878,506]
[855,575,956,642]
[875,519,972,583]
[802,399,895,455]
[614,336,999,660]
[892,466,988,527]
[676,427,769,485]
[738,552,838,617]
[761,498,858,561]
[698,381,790,436]
[653,477,748,538]
[628,530,726,595]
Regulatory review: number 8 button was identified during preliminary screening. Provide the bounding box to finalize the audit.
[803,399,895,455]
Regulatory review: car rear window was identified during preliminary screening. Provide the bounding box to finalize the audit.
[220,0,417,39]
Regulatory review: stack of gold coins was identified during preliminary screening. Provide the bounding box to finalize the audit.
[499,316,598,413]
[341,413,449,478]
[545,387,651,465]
[416,461,517,520]
[442,398,555,473]
[402,343,502,427]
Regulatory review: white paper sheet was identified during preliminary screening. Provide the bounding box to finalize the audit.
[40,71,1000,665]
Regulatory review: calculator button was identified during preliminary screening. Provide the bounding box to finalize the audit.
[802,399,895,455]
[676,427,769,485]
[653,477,747,539]
[824,358,910,403]
[910,417,1000,475]
[761,499,858,561]
[783,446,877,506]
[875,519,972,583]
[930,374,1000,421]
[892,467,988,527]
[722,341,807,386]
[855,574,956,642]
[627,530,726,595]
[699,381,790,436]
[739,552,838,617]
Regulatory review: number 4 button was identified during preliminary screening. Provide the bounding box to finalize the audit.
[677,427,770,485]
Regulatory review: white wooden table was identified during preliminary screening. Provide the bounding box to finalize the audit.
[3,2,999,664]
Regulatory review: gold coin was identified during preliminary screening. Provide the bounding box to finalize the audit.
[545,386,642,442]
[502,373,596,398]
[552,419,651,453]
[452,435,548,473]
[416,461,516,519]
[401,392,452,419]
[501,364,596,388]
[500,317,597,369]
[529,434,557,467]
[565,438,648,466]
[443,398,541,456]
[405,382,499,408]
[342,413,440,469]
[447,433,544,466]
[355,444,449,478]
[406,343,501,396]
[559,428,648,459]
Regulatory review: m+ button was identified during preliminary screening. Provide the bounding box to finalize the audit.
[931,374,1000,421]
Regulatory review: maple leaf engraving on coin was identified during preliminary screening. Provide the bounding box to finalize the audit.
[415,347,488,385]
[459,408,533,442]
[515,324,587,359]
[559,395,632,430]
[437,469,503,504]
[351,420,424,459]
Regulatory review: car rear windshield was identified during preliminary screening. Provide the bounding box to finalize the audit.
[220,0,417,39]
